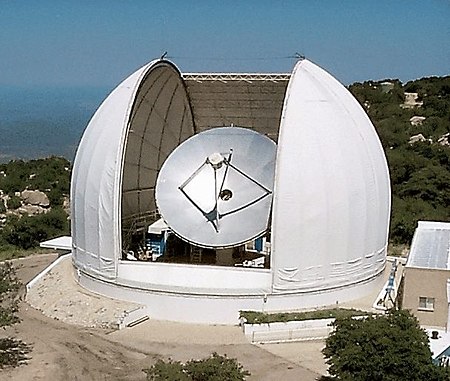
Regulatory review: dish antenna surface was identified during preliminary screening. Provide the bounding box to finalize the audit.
[156,126,276,248]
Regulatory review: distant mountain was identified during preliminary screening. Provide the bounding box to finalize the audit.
[0,86,110,162]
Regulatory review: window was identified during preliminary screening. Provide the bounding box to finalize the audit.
[418,297,435,311]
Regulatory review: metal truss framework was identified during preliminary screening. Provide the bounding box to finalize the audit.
[183,73,291,83]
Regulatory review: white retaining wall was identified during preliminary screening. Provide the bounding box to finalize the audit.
[242,318,335,343]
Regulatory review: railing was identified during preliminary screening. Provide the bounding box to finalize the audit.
[243,318,335,344]
[250,326,333,343]
[183,73,291,82]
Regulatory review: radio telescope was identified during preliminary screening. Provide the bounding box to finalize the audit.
[156,126,276,248]
[71,58,391,323]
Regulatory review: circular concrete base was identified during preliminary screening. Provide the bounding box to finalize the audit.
[75,263,385,324]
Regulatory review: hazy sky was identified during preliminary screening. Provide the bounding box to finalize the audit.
[1,0,449,87]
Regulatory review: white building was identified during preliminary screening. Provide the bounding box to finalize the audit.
[71,58,391,323]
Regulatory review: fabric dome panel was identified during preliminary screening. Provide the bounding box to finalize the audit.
[71,62,160,279]
[122,62,194,223]
[271,59,390,293]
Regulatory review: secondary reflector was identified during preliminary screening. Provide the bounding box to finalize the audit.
[155,126,276,248]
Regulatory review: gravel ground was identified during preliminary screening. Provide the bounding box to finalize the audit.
[26,255,141,329]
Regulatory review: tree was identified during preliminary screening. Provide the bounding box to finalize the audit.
[6,195,21,210]
[184,353,250,381]
[348,77,450,246]
[2,208,69,250]
[0,262,31,368]
[144,359,189,381]
[0,262,20,327]
[143,353,250,381]
[323,309,447,380]
[0,156,71,206]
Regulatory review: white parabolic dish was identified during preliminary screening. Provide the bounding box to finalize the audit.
[155,126,276,248]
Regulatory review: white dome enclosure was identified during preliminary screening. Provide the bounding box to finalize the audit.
[71,58,391,324]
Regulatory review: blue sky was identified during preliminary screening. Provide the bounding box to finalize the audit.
[1,0,449,87]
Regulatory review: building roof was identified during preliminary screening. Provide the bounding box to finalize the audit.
[40,235,72,251]
[427,329,450,360]
[406,221,450,270]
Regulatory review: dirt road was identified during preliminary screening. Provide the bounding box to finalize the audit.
[1,254,322,380]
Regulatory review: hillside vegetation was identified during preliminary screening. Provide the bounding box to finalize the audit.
[0,157,70,256]
[349,76,450,243]
[0,76,448,255]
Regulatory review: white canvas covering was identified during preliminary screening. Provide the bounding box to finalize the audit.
[271,59,391,292]
[71,60,193,279]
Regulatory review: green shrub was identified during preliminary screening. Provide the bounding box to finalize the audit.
[144,359,188,381]
[240,308,368,324]
[0,263,31,368]
[0,157,70,206]
[0,262,21,328]
[349,77,450,245]
[144,353,250,381]
[6,196,21,210]
[323,309,447,381]
[2,208,69,250]
[0,338,31,369]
